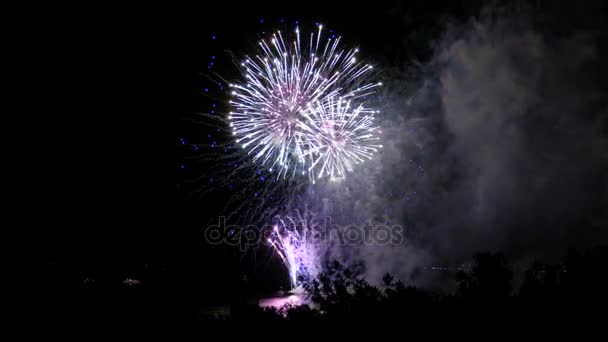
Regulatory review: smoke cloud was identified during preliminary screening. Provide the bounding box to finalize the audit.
[308,6,608,286]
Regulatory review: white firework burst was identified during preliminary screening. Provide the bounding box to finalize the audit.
[229,24,381,182]
[302,96,383,182]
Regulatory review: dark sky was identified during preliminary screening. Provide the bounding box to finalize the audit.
[40,0,608,306]
[177,0,489,292]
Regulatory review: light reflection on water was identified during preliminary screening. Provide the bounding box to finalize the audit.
[258,292,307,309]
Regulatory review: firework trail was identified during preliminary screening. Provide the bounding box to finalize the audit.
[267,212,323,289]
[229,24,382,183]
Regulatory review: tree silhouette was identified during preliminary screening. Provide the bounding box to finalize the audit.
[456,252,513,300]
[205,246,608,323]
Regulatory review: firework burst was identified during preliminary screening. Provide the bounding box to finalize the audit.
[302,96,383,181]
[229,24,382,183]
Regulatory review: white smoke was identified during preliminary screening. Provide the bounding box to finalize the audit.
[305,6,608,286]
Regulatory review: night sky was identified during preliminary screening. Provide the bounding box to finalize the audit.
[39,0,608,324]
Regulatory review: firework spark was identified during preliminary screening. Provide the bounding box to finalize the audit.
[267,215,322,289]
[302,96,383,181]
[229,24,381,183]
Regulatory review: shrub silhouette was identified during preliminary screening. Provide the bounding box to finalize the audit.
[218,246,607,323]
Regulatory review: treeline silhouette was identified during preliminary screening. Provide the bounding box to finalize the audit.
[228,245,608,323]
